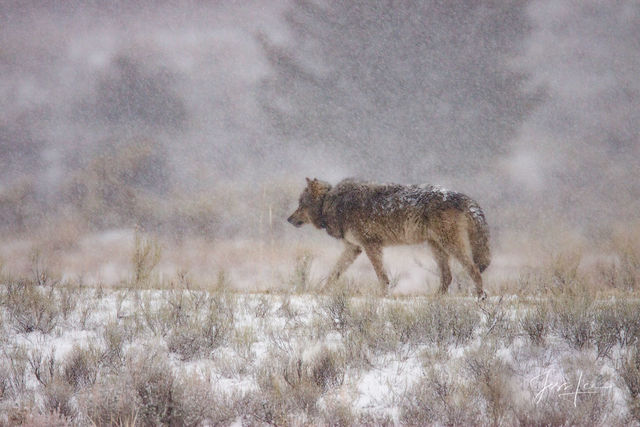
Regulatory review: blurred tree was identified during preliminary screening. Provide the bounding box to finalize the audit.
[65,138,172,229]
[93,55,187,130]
[517,0,640,230]
[0,116,44,180]
[259,0,541,179]
[0,178,38,232]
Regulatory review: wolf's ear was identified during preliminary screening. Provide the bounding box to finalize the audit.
[307,179,326,197]
[305,177,312,185]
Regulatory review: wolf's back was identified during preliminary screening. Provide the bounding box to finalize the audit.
[466,202,491,272]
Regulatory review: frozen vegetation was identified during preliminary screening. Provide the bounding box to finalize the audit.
[0,231,639,425]
[1,1,639,425]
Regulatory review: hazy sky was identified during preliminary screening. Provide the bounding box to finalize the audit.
[1,0,638,235]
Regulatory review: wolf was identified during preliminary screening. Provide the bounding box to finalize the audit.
[287,178,491,297]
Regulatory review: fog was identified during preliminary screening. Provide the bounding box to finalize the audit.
[1,0,638,250]
[3,5,640,422]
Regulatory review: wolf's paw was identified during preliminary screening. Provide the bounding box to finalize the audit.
[436,287,449,296]
[384,284,397,297]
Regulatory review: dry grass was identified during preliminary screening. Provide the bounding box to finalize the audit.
[0,226,639,425]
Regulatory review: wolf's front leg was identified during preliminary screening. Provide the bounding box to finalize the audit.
[328,242,362,283]
[428,241,452,294]
[362,243,390,291]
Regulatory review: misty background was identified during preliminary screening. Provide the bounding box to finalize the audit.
[1,0,639,250]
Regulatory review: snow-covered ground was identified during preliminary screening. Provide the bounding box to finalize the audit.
[0,279,637,425]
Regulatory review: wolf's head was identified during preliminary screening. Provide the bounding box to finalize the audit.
[288,177,331,228]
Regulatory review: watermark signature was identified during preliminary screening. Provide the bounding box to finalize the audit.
[529,370,613,407]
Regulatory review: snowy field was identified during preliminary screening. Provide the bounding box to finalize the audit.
[1,232,640,426]
[3,1,640,425]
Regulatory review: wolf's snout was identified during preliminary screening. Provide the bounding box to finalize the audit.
[287,214,304,227]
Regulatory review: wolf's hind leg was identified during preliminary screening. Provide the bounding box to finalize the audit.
[449,246,485,298]
[362,243,390,291]
[428,240,452,294]
[328,242,362,283]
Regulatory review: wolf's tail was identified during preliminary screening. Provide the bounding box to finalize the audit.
[466,202,491,273]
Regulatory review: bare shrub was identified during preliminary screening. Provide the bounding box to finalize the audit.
[164,288,206,324]
[131,231,161,288]
[400,367,480,426]
[512,268,546,295]
[84,348,193,426]
[4,279,60,334]
[114,289,130,319]
[26,348,77,419]
[198,290,235,342]
[137,289,216,340]
[62,345,100,391]
[464,344,516,425]
[13,409,71,427]
[130,354,177,425]
[290,251,314,293]
[166,292,235,360]
[232,325,257,362]
[520,303,550,346]
[253,295,271,319]
[603,227,640,290]
[136,292,172,337]
[385,301,422,346]
[27,348,58,388]
[547,246,584,293]
[213,349,246,379]
[619,343,640,422]
[277,294,299,321]
[171,370,239,426]
[57,284,78,321]
[102,318,135,369]
[320,287,351,333]
[550,295,594,349]
[346,297,388,353]
[319,396,356,426]
[277,354,321,405]
[428,299,480,345]
[78,299,95,330]
[0,345,28,399]
[42,378,75,420]
[253,344,345,423]
[79,370,138,426]
[358,412,394,426]
[167,315,232,360]
[0,366,7,402]
[29,250,57,287]
[307,347,345,392]
[318,292,388,367]
[593,300,640,355]
[322,295,480,367]
[479,297,515,342]
[242,387,288,426]
[387,298,479,347]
